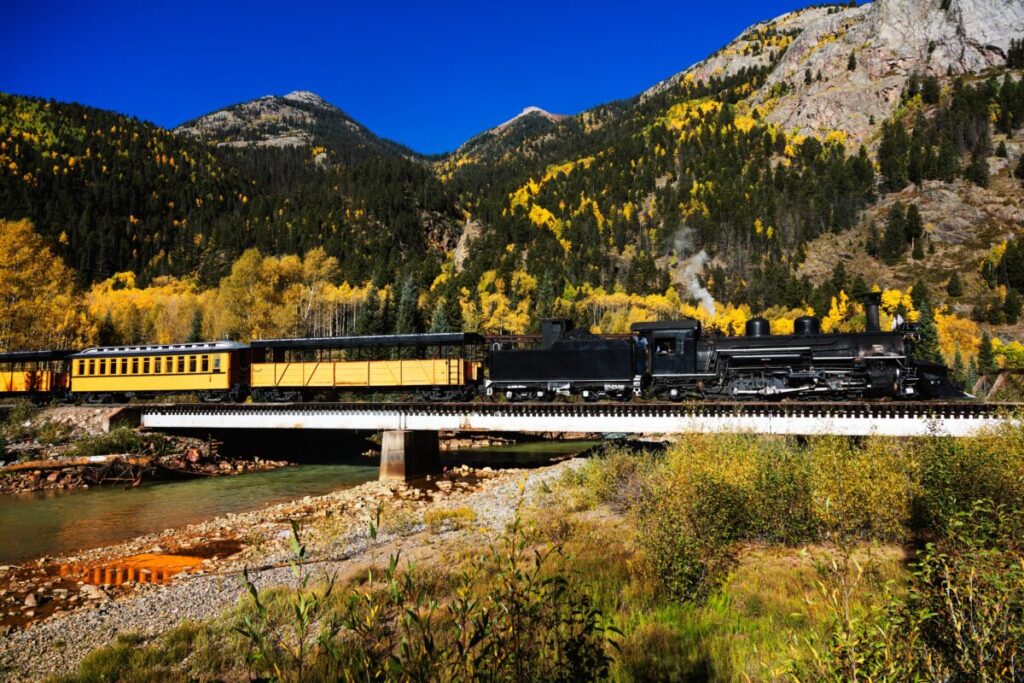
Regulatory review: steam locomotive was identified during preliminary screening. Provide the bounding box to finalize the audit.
[0,295,963,404]
[486,294,964,402]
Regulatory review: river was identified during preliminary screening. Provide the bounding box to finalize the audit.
[0,441,596,564]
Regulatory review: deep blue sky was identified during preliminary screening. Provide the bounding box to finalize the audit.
[3,0,848,154]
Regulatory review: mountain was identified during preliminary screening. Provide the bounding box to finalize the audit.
[449,106,568,162]
[0,93,460,285]
[175,90,417,162]
[1,0,1023,343]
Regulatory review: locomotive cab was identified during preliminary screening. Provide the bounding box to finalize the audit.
[629,320,709,399]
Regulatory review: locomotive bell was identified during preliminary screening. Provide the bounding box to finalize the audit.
[745,317,771,337]
[793,316,821,336]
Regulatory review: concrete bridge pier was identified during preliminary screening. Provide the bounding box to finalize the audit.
[379,430,441,481]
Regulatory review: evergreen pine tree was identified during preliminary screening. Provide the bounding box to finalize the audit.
[354,286,380,336]
[905,204,923,242]
[1015,157,1024,186]
[395,276,420,335]
[882,204,907,264]
[952,345,965,384]
[914,305,944,365]
[978,330,996,374]
[946,271,964,297]
[1005,288,1022,324]
[428,299,450,333]
[187,309,204,342]
[996,140,1008,158]
[866,221,881,258]
[965,151,989,188]
[911,278,932,311]
[847,52,857,71]
[912,239,925,260]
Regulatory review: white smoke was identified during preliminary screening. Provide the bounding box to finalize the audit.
[669,225,715,315]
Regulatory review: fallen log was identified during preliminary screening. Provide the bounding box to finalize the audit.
[0,454,153,473]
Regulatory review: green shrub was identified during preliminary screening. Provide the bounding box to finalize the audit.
[2,400,40,440]
[752,439,818,544]
[235,517,617,682]
[563,444,658,511]
[808,436,920,541]
[910,501,1024,681]
[800,502,1024,682]
[915,425,1024,534]
[68,427,148,458]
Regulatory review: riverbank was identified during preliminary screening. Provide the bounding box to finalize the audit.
[0,404,290,494]
[0,456,586,680]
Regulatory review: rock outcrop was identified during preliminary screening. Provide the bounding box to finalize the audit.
[646,0,1024,149]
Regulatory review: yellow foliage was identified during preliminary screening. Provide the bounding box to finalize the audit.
[934,306,980,364]
[0,219,94,351]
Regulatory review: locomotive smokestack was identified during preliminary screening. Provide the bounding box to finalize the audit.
[864,293,881,332]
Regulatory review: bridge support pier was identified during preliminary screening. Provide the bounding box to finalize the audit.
[379,430,441,481]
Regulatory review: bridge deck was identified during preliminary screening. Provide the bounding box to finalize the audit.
[139,401,1020,437]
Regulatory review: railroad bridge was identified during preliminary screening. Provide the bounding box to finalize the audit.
[136,401,1019,481]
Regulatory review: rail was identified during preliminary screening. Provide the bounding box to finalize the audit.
[138,401,1021,437]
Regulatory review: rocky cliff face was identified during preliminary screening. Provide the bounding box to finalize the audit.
[757,0,1024,147]
[647,0,1024,149]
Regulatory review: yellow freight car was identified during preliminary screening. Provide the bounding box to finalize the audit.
[69,341,249,402]
[0,350,73,400]
[249,333,484,401]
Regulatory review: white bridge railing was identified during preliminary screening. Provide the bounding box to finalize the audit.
[139,401,1019,438]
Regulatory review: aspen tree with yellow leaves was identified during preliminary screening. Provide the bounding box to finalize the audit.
[0,219,94,351]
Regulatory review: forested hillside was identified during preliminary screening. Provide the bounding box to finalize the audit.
[0,94,458,286]
[1,0,1024,381]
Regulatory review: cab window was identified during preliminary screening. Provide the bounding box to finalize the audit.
[88,360,95,375]
[77,360,85,375]
[189,356,197,373]
[154,356,161,374]
[213,356,222,372]
[99,359,106,375]
[143,358,150,374]
[131,358,139,374]
[201,355,209,372]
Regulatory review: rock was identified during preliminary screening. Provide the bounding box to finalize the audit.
[46,471,60,483]
[79,584,108,601]
[23,593,38,607]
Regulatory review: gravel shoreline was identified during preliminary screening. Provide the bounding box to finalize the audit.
[0,458,585,681]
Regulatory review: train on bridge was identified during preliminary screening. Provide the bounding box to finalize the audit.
[0,295,964,404]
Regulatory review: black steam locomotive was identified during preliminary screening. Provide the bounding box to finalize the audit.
[485,295,964,402]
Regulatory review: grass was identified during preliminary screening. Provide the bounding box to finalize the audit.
[48,428,1024,682]
[424,505,477,532]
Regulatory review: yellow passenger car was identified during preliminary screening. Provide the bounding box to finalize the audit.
[69,341,248,402]
[249,333,484,401]
[0,350,73,400]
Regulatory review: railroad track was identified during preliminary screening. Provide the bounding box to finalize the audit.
[137,401,1023,437]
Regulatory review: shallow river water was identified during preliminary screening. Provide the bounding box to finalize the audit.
[0,441,596,565]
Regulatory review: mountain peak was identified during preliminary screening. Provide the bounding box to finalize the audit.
[282,90,327,106]
[495,106,561,131]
